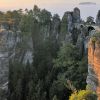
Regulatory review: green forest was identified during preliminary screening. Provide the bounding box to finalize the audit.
[0,5,98,100]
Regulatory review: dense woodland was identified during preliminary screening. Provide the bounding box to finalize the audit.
[0,5,99,100]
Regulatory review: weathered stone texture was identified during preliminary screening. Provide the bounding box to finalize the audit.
[88,39,100,99]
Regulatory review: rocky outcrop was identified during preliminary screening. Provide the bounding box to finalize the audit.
[0,31,12,100]
[66,11,73,33]
[0,30,33,100]
[51,14,60,40]
[87,38,100,99]
[63,7,81,33]
[60,7,81,42]
[96,10,100,25]
[73,7,81,23]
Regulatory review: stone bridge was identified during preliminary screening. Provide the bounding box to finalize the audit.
[74,23,100,33]
[85,24,100,32]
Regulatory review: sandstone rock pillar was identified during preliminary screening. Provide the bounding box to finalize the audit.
[87,39,100,99]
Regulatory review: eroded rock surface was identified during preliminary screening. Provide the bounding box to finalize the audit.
[96,10,100,25]
[87,38,100,99]
[0,30,33,100]
[73,7,81,23]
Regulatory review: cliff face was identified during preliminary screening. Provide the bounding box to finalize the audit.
[0,30,33,100]
[96,10,100,25]
[73,7,80,23]
[60,7,81,43]
[0,31,13,100]
[87,38,100,99]
[65,7,81,33]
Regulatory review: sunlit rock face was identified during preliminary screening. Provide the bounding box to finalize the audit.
[87,39,100,99]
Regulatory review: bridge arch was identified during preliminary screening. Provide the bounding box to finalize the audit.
[88,26,95,33]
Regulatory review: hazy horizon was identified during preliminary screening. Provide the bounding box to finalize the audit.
[0,0,100,20]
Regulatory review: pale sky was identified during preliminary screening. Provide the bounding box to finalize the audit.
[0,0,100,10]
[0,0,100,20]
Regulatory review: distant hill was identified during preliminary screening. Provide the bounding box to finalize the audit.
[79,2,96,5]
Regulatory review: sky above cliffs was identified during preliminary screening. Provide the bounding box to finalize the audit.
[0,0,100,20]
[0,0,100,8]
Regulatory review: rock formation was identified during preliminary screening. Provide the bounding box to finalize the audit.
[60,7,81,43]
[51,14,60,40]
[1,7,99,100]
[0,31,13,100]
[87,37,100,99]
[0,30,33,100]
[96,10,100,25]
[64,7,81,33]
[73,7,81,23]
[66,11,73,33]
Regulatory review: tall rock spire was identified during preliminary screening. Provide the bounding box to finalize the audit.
[87,36,100,99]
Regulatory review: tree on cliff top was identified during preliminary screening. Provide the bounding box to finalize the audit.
[86,16,94,24]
